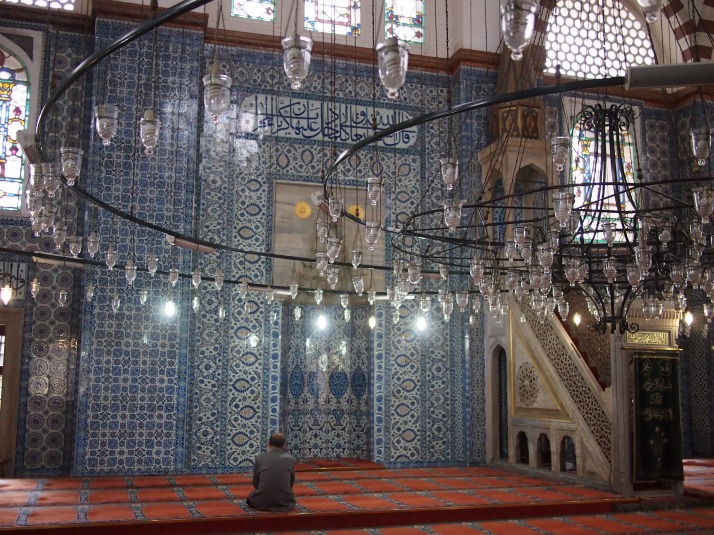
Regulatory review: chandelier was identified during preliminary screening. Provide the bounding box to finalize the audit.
[11,0,714,335]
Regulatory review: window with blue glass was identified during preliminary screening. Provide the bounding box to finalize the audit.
[385,0,424,44]
[0,46,30,212]
[304,0,360,35]
[231,0,276,21]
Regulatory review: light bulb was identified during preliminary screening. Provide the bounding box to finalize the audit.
[164,299,176,317]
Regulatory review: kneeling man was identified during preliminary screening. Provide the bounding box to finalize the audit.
[247,432,296,512]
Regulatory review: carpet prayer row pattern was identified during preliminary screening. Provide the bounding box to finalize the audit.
[0,466,620,527]
[265,508,714,534]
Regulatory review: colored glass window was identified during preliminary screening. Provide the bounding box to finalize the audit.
[571,105,638,243]
[231,0,276,21]
[304,1,360,36]
[385,0,424,44]
[0,47,30,212]
[0,0,75,10]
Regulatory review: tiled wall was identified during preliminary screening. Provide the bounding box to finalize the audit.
[0,16,491,476]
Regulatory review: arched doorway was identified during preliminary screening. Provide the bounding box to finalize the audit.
[537,433,552,469]
[516,431,529,465]
[560,435,576,473]
[497,347,508,459]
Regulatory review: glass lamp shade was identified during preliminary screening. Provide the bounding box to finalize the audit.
[281,34,313,90]
[552,191,575,228]
[169,267,179,287]
[94,104,119,146]
[704,303,714,322]
[443,199,465,233]
[635,0,663,23]
[440,158,459,190]
[140,289,149,305]
[537,244,554,272]
[500,0,538,61]
[140,109,160,156]
[42,162,61,198]
[29,163,44,192]
[691,127,712,166]
[293,306,301,321]
[316,219,329,242]
[367,177,382,206]
[603,257,618,283]
[265,287,275,302]
[376,37,409,99]
[203,62,232,124]
[352,275,365,295]
[550,136,570,172]
[290,280,299,298]
[367,287,376,305]
[87,232,100,258]
[340,293,349,308]
[602,221,615,246]
[0,284,13,305]
[456,291,469,312]
[506,271,518,290]
[519,238,533,265]
[693,187,714,223]
[504,240,518,261]
[31,278,40,298]
[68,235,82,258]
[365,221,381,251]
[419,293,431,313]
[314,287,323,305]
[407,262,421,285]
[105,245,117,270]
[57,289,68,307]
[470,258,485,283]
[442,296,454,321]
[352,249,363,269]
[328,197,343,222]
[53,226,67,251]
[85,281,94,301]
[326,238,343,263]
[513,226,528,247]
[326,266,339,289]
[147,256,159,276]
[192,267,202,288]
[626,263,640,287]
[125,259,137,285]
[315,252,328,276]
[60,147,83,186]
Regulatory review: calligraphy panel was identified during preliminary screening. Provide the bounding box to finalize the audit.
[239,94,417,148]
[625,330,671,348]
[633,354,683,481]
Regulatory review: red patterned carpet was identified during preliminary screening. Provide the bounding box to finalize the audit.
[0,460,712,534]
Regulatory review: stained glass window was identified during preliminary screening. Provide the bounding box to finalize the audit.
[571,104,638,243]
[304,1,360,35]
[0,47,30,212]
[0,0,75,10]
[385,0,424,44]
[231,0,275,21]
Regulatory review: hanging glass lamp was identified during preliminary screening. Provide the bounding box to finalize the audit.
[281,34,313,90]
[140,109,160,156]
[376,37,409,99]
[60,147,83,186]
[203,62,232,124]
[94,104,119,146]
[500,0,538,61]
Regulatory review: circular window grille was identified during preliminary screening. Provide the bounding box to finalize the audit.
[544,0,655,79]
[516,362,540,407]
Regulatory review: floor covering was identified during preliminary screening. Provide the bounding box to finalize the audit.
[0,459,711,534]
